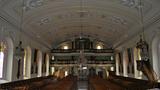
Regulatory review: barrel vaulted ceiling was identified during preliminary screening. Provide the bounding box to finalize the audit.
[0,0,160,48]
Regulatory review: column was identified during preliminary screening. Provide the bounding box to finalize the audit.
[122,50,129,77]
[115,53,120,75]
[37,51,42,77]
[46,54,50,76]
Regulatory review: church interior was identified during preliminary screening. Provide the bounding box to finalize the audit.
[0,0,160,90]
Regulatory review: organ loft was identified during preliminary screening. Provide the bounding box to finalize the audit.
[0,0,160,90]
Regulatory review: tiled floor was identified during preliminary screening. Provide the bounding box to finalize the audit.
[77,80,88,90]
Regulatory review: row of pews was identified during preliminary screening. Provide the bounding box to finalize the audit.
[88,74,160,90]
[89,76,124,90]
[0,75,77,90]
[41,75,77,90]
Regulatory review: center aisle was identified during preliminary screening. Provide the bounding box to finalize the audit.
[77,80,88,90]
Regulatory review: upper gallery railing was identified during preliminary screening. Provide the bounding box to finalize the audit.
[51,49,114,53]
[50,60,114,64]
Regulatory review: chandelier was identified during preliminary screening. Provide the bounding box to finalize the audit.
[15,0,25,79]
[15,41,24,60]
[78,50,87,70]
[136,0,149,61]
[15,0,25,61]
[136,35,149,61]
[135,0,158,83]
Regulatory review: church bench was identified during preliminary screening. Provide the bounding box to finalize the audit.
[89,76,124,90]
[0,75,56,90]
[41,75,77,90]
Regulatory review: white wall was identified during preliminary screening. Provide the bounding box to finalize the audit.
[0,17,50,82]
[114,20,160,80]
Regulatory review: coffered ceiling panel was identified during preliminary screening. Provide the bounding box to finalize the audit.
[1,0,160,48]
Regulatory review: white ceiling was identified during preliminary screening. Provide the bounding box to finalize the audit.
[1,0,160,48]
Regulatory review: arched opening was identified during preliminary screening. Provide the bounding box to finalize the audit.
[23,46,32,79]
[152,35,160,80]
[0,43,5,78]
[37,50,42,77]
[45,54,49,76]
[0,52,4,78]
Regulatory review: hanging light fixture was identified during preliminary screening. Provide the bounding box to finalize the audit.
[15,0,25,79]
[79,0,83,39]
[136,0,149,61]
[136,0,158,83]
[15,0,25,60]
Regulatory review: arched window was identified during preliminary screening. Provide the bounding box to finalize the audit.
[96,45,103,49]
[0,51,4,78]
[0,37,14,82]
[0,41,6,78]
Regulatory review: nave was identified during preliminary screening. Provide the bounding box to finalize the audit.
[1,0,160,90]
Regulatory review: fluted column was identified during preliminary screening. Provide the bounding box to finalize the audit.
[122,50,129,77]
[115,53,120,75]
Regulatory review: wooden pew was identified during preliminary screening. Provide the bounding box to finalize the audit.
[0,75,56,90]
[89,76,124,90]
[41,75,77,90]
[108,74,160,90]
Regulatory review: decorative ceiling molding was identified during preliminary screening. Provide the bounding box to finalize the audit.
[0,0,159,48]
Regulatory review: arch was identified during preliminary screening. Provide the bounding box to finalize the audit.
[45,54,49,76]
[152,35,160,79]
[37,50,42,77]
[23,46,32,79]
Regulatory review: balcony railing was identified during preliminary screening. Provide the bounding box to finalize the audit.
[51,49,114,53]
[50,60,114,64]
